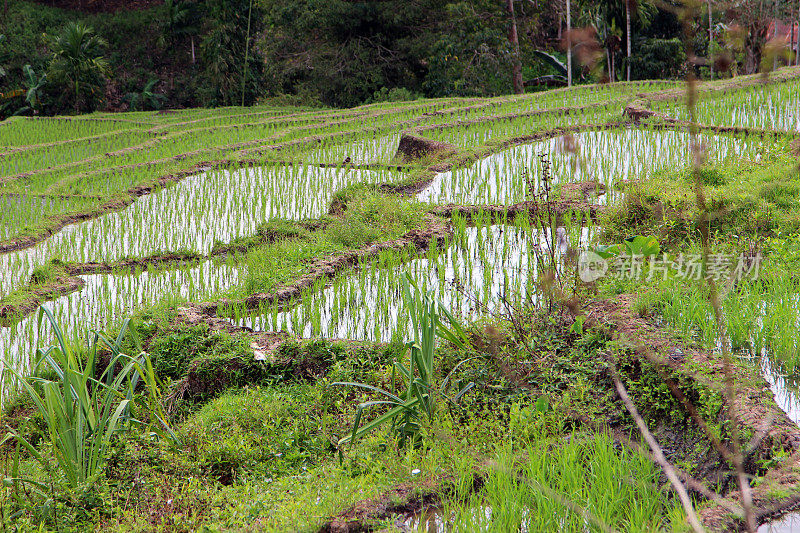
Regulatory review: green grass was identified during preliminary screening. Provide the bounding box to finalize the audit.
[442,432,686,532]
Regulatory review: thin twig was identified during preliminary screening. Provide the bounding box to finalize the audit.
[679,1,756,528]
[610,363,706,533]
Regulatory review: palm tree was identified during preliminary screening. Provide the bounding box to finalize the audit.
[48,22,110,113]
[578,0,653,82]
[162,0,200,64]
[577,6,622,81]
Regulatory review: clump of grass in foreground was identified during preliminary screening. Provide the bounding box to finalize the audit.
[1,308,176,525]
[335,273,471,448]
[440,432,686,532]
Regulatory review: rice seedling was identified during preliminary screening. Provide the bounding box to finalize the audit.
[0,258,244,382]
[655,78,800,132]
[1,61,799,532]
[420,432,683,532]
[418,129,769,206]
[233,214,588,343]
[0,165,399,298]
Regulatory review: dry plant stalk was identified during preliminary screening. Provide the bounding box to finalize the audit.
[610,363,706,533]
[679,1,756,530]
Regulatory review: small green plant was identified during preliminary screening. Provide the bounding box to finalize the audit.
[2,307,177,499]
[593,235,660,259]
[124,79,167,111]
[334,273,474,447]
[18,65,47,115]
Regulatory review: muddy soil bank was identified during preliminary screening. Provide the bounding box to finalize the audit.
[585,295,800,531]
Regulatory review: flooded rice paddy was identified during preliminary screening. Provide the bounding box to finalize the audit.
[231,223,583,342]
[0,259,243,377]
[658,80,800,132]
[303,133,400,165]
[0,165,396,297]
[2,125,800,452]
[417,129,767,205]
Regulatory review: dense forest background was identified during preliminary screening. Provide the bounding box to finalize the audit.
[0,0,797,116]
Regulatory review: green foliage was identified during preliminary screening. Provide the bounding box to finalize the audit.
[46,22,111,113]
[624,235,661,256]
[0,34,6,78]
[243,188,426,294]
[29,259,66,285]
[198,0,263,106]
[19,64,47,115]
[258,0,517,105]
[694,166,727,187]
[531,50,567,78]
[445,433,683,531]
[244,237,339,295]
[630,38,687,80]
[325,189,424,248]
[123,78,166,111]
[181,386,333,483]
[335,273,472,447]
[148,323,217,379]
[1,308,176,500]
[367,87,421,104]
[161,0,199,44]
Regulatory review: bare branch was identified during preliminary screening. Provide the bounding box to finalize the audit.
[610,363,706,533]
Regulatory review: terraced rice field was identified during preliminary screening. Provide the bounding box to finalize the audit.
[3,68,800,531]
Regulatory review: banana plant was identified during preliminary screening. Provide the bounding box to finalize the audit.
[16,64,47,115]
[334,273,476,448]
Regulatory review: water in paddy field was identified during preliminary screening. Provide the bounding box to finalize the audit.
[417,130,766,206]
[231,224,586,343]
[304,134,401,165]
[759,512,800,532]
[0,260,244,387]
[0,195,95,241]
[0,165,395,298]
[669,87,800,132]
[753,352,800,426]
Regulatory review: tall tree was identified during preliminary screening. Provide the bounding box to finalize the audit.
[727,0,773,74]
[626,0,632,81]
[47,22,110,113]
[774,0,780,71]
[709,0,714,79]
[162,0,199,65]
[507,0,523,93]
[566,0,572,86]
[791,8,796,66]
